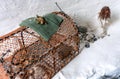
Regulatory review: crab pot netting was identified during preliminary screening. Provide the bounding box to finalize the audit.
[0,12,80,79]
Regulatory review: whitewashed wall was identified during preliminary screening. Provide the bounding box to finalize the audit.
[0,0,120,79]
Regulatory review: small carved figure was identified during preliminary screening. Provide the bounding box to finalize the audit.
[36,15,46,24]
[99,6,111,26]
[98,6,111,37]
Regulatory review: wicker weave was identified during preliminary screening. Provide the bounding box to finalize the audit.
[0,12,80,79]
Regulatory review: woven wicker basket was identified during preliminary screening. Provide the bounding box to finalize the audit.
[0,12,80,79]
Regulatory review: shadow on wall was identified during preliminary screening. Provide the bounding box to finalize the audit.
[110,12,119,24]
[71,13,100,37]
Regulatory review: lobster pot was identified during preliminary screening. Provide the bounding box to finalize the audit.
[0,12,80,79]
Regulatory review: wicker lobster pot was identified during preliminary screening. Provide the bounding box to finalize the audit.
[0,12,80,79]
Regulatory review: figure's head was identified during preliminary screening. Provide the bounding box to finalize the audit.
[103,6,110,13]
[99,6,111,20]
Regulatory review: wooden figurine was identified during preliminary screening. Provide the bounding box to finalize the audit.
[36,15,46,24]
[98,6,111,37]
